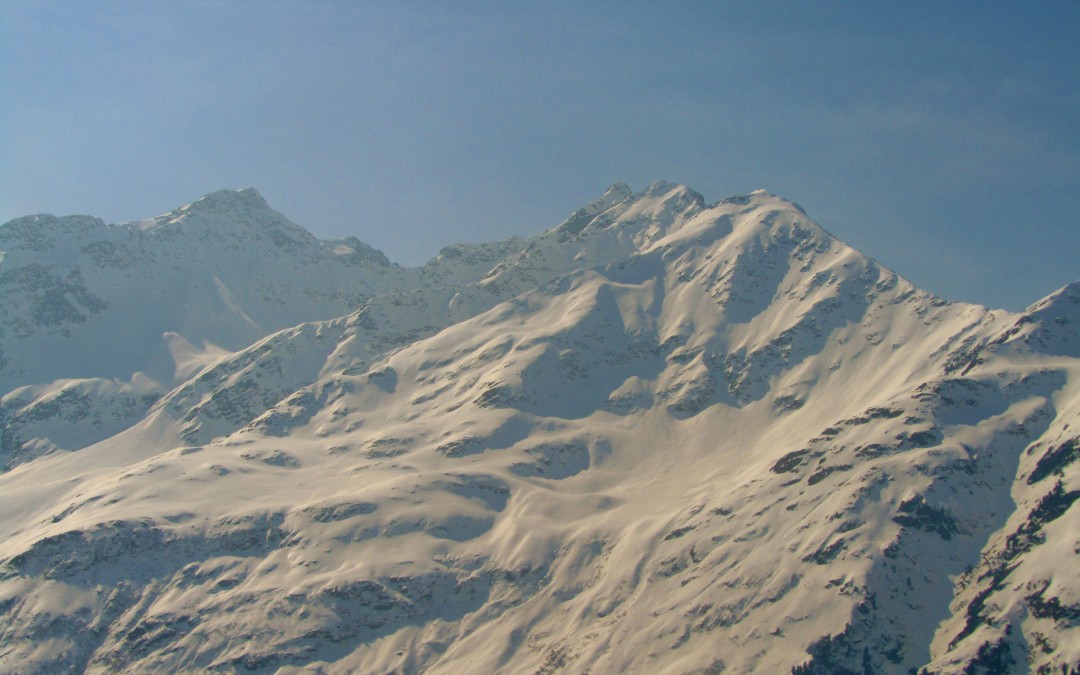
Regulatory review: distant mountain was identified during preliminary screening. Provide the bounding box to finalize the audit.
[0,187,531,468]
[0,184,1076,673]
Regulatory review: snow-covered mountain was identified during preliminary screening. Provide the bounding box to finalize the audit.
[0,184,1077,674]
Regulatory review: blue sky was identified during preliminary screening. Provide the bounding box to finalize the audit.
[2,1,1078,310]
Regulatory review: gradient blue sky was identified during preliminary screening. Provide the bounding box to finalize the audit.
[2,1,1078,310]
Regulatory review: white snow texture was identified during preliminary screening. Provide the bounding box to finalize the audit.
[1,183,1078,674]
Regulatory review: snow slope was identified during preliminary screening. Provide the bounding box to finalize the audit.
[1,187,554,469]
[0,184,1077,674]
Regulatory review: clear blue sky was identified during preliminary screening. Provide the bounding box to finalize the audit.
[2,1,1078,310]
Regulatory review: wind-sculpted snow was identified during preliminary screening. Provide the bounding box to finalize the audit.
[917,287,1080,674]
[0,376,162,470]
[0,183,1078,673]
[0,189,405,468]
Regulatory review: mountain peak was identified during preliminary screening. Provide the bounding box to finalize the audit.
[555,183,632,236]
[554,180,706,238]
[2,183,1079,674]
[1027,278,1080,312]
[143,187,319,248]
[641,180,706,208]
[996,278,1080,358]
[603,182,633,201]
[715,188,805,214]
[179,187,270,215]
[642,179,685,194]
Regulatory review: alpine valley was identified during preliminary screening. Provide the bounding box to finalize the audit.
[1,183,1077,674]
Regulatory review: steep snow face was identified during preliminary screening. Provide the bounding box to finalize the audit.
[0,189,395,389]
[920,286,1080,674]
[0,185,1077,674]
[0,189,408,465]
[0,182,714,467]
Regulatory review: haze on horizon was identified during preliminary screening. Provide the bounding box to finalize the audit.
[2,0,1078,311]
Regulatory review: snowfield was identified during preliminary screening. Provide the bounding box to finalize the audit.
[1,183,1077,673]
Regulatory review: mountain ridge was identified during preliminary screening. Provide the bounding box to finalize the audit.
[0,184,1077,673]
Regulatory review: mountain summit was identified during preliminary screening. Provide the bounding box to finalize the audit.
[0,185,1077,673]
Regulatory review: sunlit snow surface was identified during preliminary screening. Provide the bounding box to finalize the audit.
[0,184,1077,673]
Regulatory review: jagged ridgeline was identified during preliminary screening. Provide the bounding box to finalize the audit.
[1,183,1077,673]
